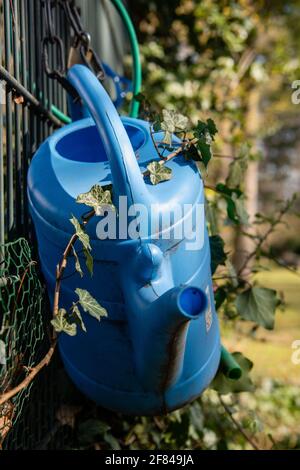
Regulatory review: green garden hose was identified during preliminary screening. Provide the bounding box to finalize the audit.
[51,104,72,124]
[220,346,242,379]
[50,0,141,123]
[111,0,141,118]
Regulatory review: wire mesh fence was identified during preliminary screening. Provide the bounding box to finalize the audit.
[0,237,81,450]
[0,238,44,447]
[0,0,75,449]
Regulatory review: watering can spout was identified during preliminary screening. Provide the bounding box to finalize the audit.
[131,286,208,392]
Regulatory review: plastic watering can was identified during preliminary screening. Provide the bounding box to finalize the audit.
[27,65,221,415]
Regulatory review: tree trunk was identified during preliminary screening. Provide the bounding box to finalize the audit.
[233,88,260,274]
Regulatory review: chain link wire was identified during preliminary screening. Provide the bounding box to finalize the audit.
[0,238,44,447]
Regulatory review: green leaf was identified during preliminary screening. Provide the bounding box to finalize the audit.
[72,245,83,278]
[215,184,247,225]
[160,109,188,145]
[193,119,218,167]
[76,184,115,216]
[70,215,91,251]
[206,118,218,136]
[216,183,242,198]
[196,138,212,167]
[226,157,248,188]
[206,202,219,235]
[184,144,201,162]
[194,120,206,135]
[71,303,86,333]
[51,308,77,336]
[225,196,239,224]
[134,92,146,103]
[104,433,122,450]
[84,247,93,276]
[214,287,227,310]
[211,352,254,394]
[78,419,111,445]
[152,120,162,132]
[147,161,172,185]
[209,235,227,274]
[236,287,278,330]
[232,194,249,225]
[75,288,108,321]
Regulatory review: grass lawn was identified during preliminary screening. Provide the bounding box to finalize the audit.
[222,268,300,385]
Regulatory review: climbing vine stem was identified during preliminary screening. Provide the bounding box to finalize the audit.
[0,209,96,407]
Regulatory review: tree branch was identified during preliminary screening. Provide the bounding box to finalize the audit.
[219,395,260,450]
[237,199,294,276]
[0,341,56,407]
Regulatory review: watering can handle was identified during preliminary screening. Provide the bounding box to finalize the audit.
[67,65,149,207]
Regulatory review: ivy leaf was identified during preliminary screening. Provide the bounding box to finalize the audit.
[225,196,239,224]
[184,144,201,162]
[214,287,227,310]
[84,248,93,276]
[232,194,249,225]
[72,245,83,278]
[134,92,146,103]
[206,118,218,136]
[215,184,247,225]
[211,352,254,394]
[196,138,212,167]
[193,120,206,135]
[193,119,218,167]
[78,419,111,446]
[147,161,172,185]
[226,157,248,188]
[70,215,91,251]
[215,183,242,198]
[71,303,86,333]
[152,120,162,132]
[160,109,188,145]
[75,288,108,321]
[209,235,227,274]
[51,308,77,336]
[236,287,278,330]
[76,184,115,216]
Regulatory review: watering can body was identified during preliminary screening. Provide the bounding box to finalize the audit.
[27,65,221,415]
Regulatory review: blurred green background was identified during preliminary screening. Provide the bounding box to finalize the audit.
[121,0,300,449]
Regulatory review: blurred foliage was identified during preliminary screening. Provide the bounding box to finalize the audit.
[48,377,300,450]
[123,0,300,450]
[129,0,300,124]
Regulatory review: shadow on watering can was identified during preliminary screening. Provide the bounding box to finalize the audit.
[28,64,222,415]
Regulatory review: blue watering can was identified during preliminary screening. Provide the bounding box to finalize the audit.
[27,65,221,415]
